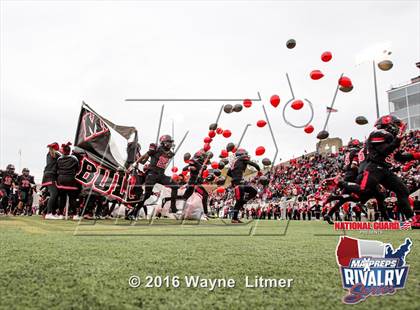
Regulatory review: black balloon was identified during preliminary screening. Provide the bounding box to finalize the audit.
[216,176,226,186]
[222,158,229,165]
[213,169,221,177]
[206,151,214,159]
[317,130,329,140]
[339,85,353,93]
[218,161,225,169]
[224,104,233,114]
[209,123,218,130]
[226,142,235,152]
[355,116,368,125]
[286,39,296,49]
[184,152,191,161]
[233,104,243,112]
[206,174,215,182]
[262,158,272,166]
[259,176,269,186]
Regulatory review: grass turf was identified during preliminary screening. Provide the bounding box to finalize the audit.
[0,217,419,310]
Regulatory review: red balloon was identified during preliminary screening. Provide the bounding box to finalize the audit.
[216,187,225,194]
[304,125,314,134]
[220,150,228,158]
[184,158,190,163]
[321,51,332,62]
[204,137,212,143]
[255,146,265,156]
[222,130,232,138]
[243,99,252,108]
[270,95,280,108]
[216,128,223,135]
[203,143,211,152]
[172,174,179,182]
[310,70,324,80]
[182,170,189,176]
[256,120,267,128]
[339,76,352,88]
[202,170,209,178]
[208,130,216,138]
[211,161,219,169]
[231,147,237,153]
[171,166,178,173]
[291,100,304,110]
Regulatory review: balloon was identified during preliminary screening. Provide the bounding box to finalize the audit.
[221,158,229,165]
[172,174,179,182]
[259,176,269,186]
[304,125,314,134]
[206,174,215,182]
[203,143,211,152]
[224,104,233,113]
[270,95,280,108]
[243,99,252,108]
[208,130,216,138]
[211,161,219,169]
[257,120,267,128]
[339,76,352,88]
[233,104,243,112]
[207,151,214,159]
[321,51,332,62]
[202,170,209,178]
[339,85,353,93]
[378,60,393,71]
[317,130,329,140]
[183,152,191,162]
[255,146,265,156]
[182,170,189,176]
[209,123,218,131]
[231,147,237,153]
[262,158,271,166]
[286,39,296,49]
[204,137,212,143]
[171,167,178,173]
[310,70,324,80]
[213,169,221,177]
[220,150,228,158]
[216,177,226,186]
[216,128,223,135]
[355,116,368,125]
[226,142,235,152]
[222,130,232,138]
[291,100,304,110]
[216,186,225,194]
[218,161,225,169]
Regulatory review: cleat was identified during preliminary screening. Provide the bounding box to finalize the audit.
[324,215,334,225]
[231,219,243,224]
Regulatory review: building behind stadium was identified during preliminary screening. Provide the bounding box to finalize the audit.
[388,62,420,130]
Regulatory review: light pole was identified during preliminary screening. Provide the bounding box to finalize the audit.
[373,60,380,118]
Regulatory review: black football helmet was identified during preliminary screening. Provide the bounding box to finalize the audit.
[22,168,30,176]
[235,148,249,160]
[6,164,15,174]
[159,135,174,151]
[374,115,405,136]
[348,139,361,150]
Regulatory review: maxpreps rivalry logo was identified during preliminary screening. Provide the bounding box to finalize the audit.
[336,236,412,304]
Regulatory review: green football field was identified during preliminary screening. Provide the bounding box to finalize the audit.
[0,217,419,310]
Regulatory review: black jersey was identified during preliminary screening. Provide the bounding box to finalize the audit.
[17,175,35,191]
[228,157,260,185]
[147,147,174,173]
[0,171,18,188]
[184,159,205,185]
[366,129,401,167]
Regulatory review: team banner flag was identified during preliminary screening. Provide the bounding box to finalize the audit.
[73,103,139,203]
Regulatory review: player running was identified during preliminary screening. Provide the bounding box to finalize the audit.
[15,168,36,215]
[0,164,18,214]
[128,135,178,220]
[227,149,261,224]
